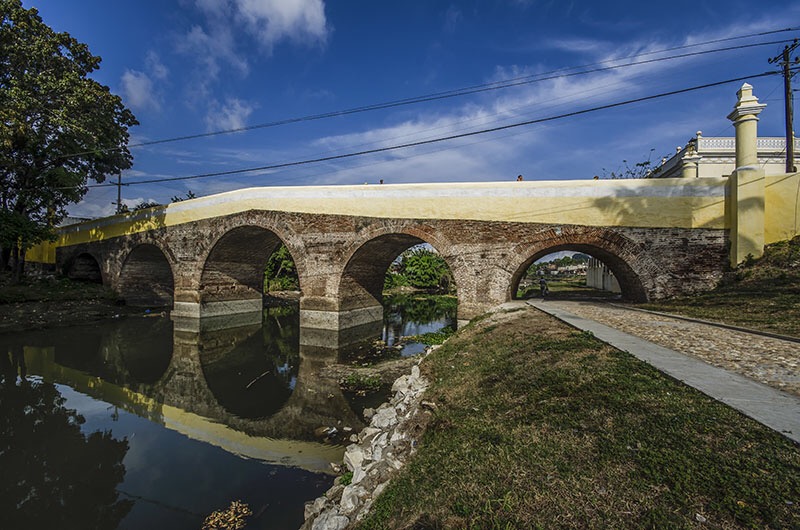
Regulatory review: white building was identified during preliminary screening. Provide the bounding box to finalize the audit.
[651,132,799,179]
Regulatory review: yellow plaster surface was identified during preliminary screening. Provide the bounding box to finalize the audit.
[729,168,766,265]
[46,179,729,253]
[22,346,343,473]
[765,173,800,244]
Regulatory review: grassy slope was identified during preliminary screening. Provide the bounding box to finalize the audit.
[637,236,800,338]
[358,307,799,529]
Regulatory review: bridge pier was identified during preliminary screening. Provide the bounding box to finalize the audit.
[171,299,263,319]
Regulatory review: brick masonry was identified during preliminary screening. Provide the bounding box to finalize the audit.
[57,210,729,323]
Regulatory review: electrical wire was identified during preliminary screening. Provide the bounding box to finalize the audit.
[79,71,780,189]
[57,30,799,159]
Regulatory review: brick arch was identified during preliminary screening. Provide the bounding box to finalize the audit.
[508,226,655,302]
[119,243,175,307]
[199,224,298,307]
[64,251,103,284]
[337,223,458,313]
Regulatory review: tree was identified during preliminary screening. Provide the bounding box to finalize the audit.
[0,365,133,529]
[390,247,454,292]
[263,243,299,292]
[0,0,138,280]
[601,149,667,179]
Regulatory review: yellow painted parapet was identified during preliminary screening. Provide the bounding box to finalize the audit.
[45,178,729,250]
[765,172,800,244]
[728,167,766,266]
[24,239,56,264]
[23,173,799,266]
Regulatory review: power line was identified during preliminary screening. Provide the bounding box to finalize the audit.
[79,71,779,189]
[60,29,799,160]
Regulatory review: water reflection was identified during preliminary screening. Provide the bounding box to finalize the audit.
[199,307,298,419]
[382,293,456,351]
[0,370,132,530]
[0,294,454,529]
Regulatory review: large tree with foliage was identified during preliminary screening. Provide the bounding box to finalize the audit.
[0,0,137,279]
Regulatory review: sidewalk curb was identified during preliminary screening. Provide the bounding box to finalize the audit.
[527,300,800,445]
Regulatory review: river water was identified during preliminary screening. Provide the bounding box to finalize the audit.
[0,294,455,530]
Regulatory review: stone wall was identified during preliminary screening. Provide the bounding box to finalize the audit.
[57,210,730,323]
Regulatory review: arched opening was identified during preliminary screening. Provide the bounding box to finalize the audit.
[116,318,174,385]
[339,234,457,360]
[511,244,647,302]
[199,314,299,419]
[200,226,299,313]
[118,244,174,307]
[65,253,102,283]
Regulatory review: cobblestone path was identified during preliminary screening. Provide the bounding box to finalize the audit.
[541,300,800,397]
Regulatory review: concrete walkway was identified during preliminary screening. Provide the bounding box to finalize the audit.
[526,300,800,445]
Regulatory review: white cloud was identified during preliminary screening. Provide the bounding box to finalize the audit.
[205,97,257,131]
[235,0,329,50]
[145,51,169,81]
[443,5,462,34]
[120,70,160,111]
[120,51,168,112]
[181,0,329,77]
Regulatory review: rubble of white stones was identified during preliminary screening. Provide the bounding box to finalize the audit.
[301,348,437,530]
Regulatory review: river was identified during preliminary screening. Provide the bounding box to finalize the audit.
[0,294,455,530]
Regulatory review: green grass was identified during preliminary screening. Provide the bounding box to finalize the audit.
[404,326,456,345]
[517,276,617,299]
[0,273,115,304]
[357,307,800,529]
[637,236,800,338]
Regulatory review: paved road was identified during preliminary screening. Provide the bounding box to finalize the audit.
[525,300,800,445]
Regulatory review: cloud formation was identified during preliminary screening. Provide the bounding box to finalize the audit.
[236,0,329,50]
[206,98,257,132]
[120,70,160,111]
[119,51,168,112]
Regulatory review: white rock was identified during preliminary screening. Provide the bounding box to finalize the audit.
[351,464,367,485]
[371,432,389,461]
[411,365,420,379]
[343,444,364,472]
[359,427,381,443]
[311,511,350,530]
[391,375,409,393]
[372,482,388,498]
[390,430,404,443]
[340,484,367,515]
[304,496,327,519]
[370,406,398,429]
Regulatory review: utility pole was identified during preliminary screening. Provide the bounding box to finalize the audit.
[769,39,799,173]
[112,172,123,213]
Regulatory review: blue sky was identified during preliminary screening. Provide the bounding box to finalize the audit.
[25,0,800,218]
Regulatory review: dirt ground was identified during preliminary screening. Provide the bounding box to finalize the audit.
[0,298,153,335]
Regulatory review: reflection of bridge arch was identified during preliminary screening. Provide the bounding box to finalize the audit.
[199,224,299,316]
[166,322,364,440]
[119,243,175,307]
[23,315,365,470]
[508,226,655,301]
[198,322,295,419]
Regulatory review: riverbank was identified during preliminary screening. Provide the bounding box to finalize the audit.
[354,305,799,529]
[0,274,147,334]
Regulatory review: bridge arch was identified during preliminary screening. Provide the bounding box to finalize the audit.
[118,243,175,307]
[64,252,103,283]
[199,224,300,311]
[508,227,653,302]
[337,226,458,314]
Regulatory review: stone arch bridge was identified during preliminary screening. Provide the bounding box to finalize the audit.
[36,171,797,332]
